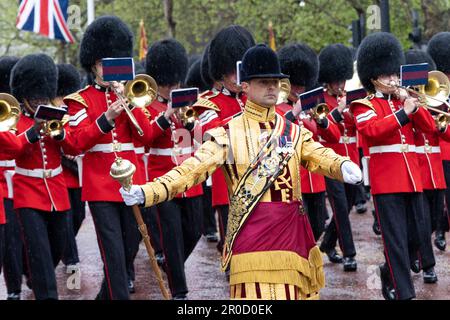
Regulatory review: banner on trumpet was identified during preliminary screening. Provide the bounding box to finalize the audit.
[400,63,429,87]
[298,86,325,111]
[102,57,135,82]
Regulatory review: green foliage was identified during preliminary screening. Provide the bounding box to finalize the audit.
[0,0,448,65]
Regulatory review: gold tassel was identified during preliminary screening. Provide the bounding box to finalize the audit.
[230,247,325,296]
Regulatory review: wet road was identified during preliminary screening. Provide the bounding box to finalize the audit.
[1,202,449,300]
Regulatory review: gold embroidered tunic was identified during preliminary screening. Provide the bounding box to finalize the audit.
[141,100,349,299]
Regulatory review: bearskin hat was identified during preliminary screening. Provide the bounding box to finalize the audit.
[11,54,57,102]
[146,39,188,86]
[318,44,353,84]
[427,32,450,74]
[79,15,133,72]
[0,56,19,93]
[356,32,405,92]
[200,43,214,88]
[208,25,255,81]
[278,43,318,88]
[185,59,209,92]
[57,64,81,97]
[405,49,436,71]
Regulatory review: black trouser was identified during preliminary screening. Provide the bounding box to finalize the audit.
[142,206,162,255]
[374,192,434,300]
[89,201,141,300]
[3,199,23,294]
[303,192,327,241]
[443,160,450,231]
[202,183,216,235]
[63,188,85,265]
[320,178,357,257]
[407,190,438,269]
[16,208,68,300]
[216,205,229,253]
[156,196,203,297]
[424,189,446,233]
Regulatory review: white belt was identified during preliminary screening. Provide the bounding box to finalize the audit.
[339,136,357,144]
[134,147,145,154]
[416,146,441,154]
[0,160,15,167]
[149,147,193,156]
[89,143,135,153]
[369,144,416,154]
[15,165,63,178]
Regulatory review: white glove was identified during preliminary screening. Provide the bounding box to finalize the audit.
[341,161,362,185]
[119,185,145,206]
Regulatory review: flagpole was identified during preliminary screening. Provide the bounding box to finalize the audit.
[87,0,95,25]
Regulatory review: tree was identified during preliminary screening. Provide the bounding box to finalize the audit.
[1,0,449,66]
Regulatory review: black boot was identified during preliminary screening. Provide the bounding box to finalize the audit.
[423,267,438,284]
[379,264,396,300]
[410,259,421,274]
[434,231,446,251]
[321,248,343,264]
[343,257,357,271]
[355,202,367,214]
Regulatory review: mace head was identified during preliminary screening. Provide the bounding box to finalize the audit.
[110,157,136,191]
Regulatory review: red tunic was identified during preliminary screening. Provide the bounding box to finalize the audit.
[323,93,360,166]
[194,89,246,206]
[351,96,435,194]
[63,165,80,189]
[0,135,14,222]
[146,98,202,198]
[65,85,168,202]
[0,115,75,211]
[276,102,341,194]
[414,127,450,190]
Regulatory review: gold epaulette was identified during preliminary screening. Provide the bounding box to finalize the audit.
[63,86,89,108]
[199,90,220,99]
[193,97,220,111]
[350,98,375,112]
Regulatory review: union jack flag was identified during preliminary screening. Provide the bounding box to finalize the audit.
[16,0,74,43]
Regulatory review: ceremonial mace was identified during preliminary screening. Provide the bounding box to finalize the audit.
[110,157,170,300]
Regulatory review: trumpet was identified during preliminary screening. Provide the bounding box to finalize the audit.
[372,71,450,117]
[111,74,158,137]
[311,103,329,121]
[434,113,449,131]
[177,106,198,127]
[43,115,69,138]
[0,93,20,132]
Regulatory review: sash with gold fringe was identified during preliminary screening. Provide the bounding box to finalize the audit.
[222,114,301,270]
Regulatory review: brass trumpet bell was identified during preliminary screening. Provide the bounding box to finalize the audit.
[277,78,291,104]
[434,113,449,131]
[312,103,329,121]
[415,71,450,108]
[177,106,198,127]
[0,93,20,132]
[125,74,158,108]
[43,115,69,138]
